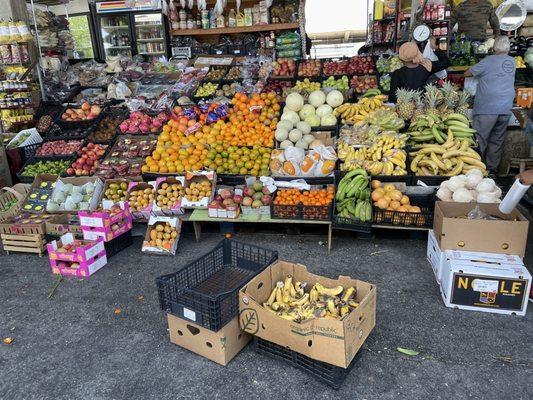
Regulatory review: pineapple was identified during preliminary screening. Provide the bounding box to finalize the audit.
[411,91,424,119]
[396,88,416,120]
[424,84,443,116]
[439,81,459,117]
[456,90,471,117]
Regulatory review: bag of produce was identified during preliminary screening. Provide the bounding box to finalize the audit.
[276,48,301,59]
[275,32,300,46]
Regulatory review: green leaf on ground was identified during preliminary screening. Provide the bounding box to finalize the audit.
[397,347,419,356]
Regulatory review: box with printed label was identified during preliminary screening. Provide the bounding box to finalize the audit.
[427,229,442,283]
[79,201,132,242]
[440,251,531,316]
[167,314,251,366]
[239,260,376,368]
[151,176,185,216]
[433,202,529,258]
[47,233,107,278]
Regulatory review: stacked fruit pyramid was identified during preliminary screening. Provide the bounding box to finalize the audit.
[142,93,280,176]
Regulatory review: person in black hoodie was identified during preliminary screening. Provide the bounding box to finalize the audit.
[389,38,450,102]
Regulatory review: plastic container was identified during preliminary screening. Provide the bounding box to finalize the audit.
[253,336,362,390]
[104,229,133,259]
[372,189,435,228]
[156,238,278,331]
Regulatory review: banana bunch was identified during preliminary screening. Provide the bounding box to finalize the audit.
[335,168,373,221]
[334,94,388,124]
[340,134,408,175]
[360,88,383,98]
[409,113,477,147]
[263,275,359,323]
[410,131,487,176]
[365,109,405,131]
[334,103,365,124]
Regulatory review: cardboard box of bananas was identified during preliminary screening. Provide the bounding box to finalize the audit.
[409,116,487,176]
[239,261,376,368]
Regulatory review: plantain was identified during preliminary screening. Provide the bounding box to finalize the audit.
[327,299,339,316]
[341,287,356,302]
[289,293,310,307]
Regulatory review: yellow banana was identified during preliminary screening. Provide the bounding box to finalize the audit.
[315,282,343,297]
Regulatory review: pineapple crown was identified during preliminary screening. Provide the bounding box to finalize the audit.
[457,90,471,106]
[424,84,443,108]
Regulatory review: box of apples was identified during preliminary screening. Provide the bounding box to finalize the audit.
[350,75,378,94]
[78,201,133,242]
[48,233,107,278]
[272,58,296,78]
[208,186,243,219]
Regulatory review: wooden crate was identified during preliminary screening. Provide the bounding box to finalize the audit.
[1,233,47,256]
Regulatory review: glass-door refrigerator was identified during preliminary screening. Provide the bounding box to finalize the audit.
[98,13,133,59]
[94,1,168,60]
[134,13,166,60]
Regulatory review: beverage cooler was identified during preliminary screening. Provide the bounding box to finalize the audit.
[94,0,168,60]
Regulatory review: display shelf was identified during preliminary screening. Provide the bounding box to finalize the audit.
[102,25,130,29]
[137,38,164,42]
[105,45,131,49]
[136,24,163,28]
[170,22,299,36]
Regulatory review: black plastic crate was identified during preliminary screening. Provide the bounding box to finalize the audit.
[332,214,373,233]
[16,155,73,184]
[156,239,278,332]
[104,229,133,259]
[253,336,362,390]
[372,188,436,229]
[270,186,334,221]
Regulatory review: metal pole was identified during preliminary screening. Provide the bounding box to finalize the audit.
[29,0,46,101]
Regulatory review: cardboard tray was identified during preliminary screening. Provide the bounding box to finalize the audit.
[239,260,376,368]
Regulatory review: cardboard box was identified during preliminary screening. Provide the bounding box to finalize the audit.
[433,202,529,258]
[47,233,107,278]
[239,260,376,368]
[181,171,216,209]
[427,229,443,283]
[79,201,132,242]
[21,174,58,213]
[207,186,242,219]
[151,176,185,216]
[0,213,54,235]
[167,314,251,366]
[0,144,12,188]
[45,214,82,237]
[142,216,181,256]
[47,177,105,213]
[440,251,531,316]
[126,181,155,221]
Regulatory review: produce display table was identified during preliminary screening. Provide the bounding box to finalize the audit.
[187,209,333,253]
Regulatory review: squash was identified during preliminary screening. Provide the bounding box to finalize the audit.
[283,161,297,176]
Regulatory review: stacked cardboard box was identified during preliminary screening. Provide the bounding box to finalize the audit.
[427,202,531,316]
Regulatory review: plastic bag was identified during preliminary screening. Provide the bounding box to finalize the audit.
[422,42,447,80]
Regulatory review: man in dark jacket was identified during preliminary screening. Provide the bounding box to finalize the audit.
[449,0,500,41]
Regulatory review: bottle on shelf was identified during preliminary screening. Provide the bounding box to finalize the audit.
[228,9,236,27]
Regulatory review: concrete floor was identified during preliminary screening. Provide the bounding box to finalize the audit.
[0,228,532,400]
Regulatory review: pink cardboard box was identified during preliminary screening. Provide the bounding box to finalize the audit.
[79,201,133,242]
[47,233,107,278]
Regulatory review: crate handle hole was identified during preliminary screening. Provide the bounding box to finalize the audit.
[358,315,363,321]
[257,282,263,289]
[186,324,200,335]
[261,323,265,330]
[177,330,183,336]
[307,340,312,347]
[206,342,212,348]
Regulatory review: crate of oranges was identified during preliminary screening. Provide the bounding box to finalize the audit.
[271,185,335,221]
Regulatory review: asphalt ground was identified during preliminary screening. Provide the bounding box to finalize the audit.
[0,226,532,400]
